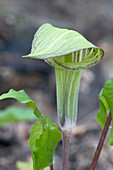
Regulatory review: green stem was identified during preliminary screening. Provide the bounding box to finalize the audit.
[62,130,71,170]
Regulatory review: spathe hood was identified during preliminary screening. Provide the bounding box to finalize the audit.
[23,23,104,70]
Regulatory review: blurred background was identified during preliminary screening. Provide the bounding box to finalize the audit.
[0,0,113,169]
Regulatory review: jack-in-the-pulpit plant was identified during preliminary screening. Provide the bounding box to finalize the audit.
[23,23,104,130]
[23,23,104,170]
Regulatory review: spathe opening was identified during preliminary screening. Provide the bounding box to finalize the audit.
[46,47,104,70]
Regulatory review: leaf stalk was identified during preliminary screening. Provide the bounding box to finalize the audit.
[50,163,54,170]
[90,112,111,170]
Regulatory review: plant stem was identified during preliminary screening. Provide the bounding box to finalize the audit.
[50,163,54,170]
[90,112,111,170]
[62,130,71,170]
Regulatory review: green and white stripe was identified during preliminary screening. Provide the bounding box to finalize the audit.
[46,47,103,70]
[23,23,104,131]
[23,23,104,63]
[55,68,81,130]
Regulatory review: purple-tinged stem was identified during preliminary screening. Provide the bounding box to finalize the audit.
[50,163,54,170]
[62,130,71,170]
[90,112,111,170]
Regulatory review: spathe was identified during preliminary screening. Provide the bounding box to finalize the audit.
[23,23,104,130]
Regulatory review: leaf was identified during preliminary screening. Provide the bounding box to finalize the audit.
[0,89,43,119]
[0,89,62,169]
[0,89,35,108]
[96,100,107,130]
[0,106,37,126]
[28,121,62,170]
[96,77,113,145]
[96,89,108,129]
[23,23,104,70]
[102,78,113,113]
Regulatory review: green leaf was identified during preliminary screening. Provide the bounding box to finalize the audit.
[28,121,62,170]
[0,89,62,169]
[96,100,107,130]
[96,77,113,145]
[0,106,37,126]
[23,23,104,70]
[96,89,108,129]
[0,89,35,108]
[0,89,43,119]
[102,78,113,114]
